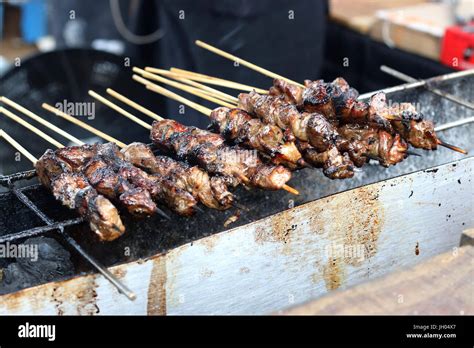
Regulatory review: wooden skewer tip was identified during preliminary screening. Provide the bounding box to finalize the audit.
[437,139,468,154]
[283,184,299,195]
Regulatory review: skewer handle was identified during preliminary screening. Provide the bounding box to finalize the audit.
[41,103,127,148]
[144,68,239,103]
[134,67,236,108]
[106,88,163,122]
[132,74,213,116]
[195,40,304,88]
[0,106,64,149]
[0,97,84,145]
[0,129,38,164]
[169,67,270,94]
[88,90,152,130]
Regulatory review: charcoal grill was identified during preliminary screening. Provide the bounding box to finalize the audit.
[0,67,472,315]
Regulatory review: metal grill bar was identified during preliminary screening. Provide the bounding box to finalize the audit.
[358,69,474,100]
[0,217,84,243]
[1,179,136,301]
[0,169,37,185]
[380,65,474,110]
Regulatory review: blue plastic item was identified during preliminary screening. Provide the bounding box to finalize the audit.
[20,0,46,43]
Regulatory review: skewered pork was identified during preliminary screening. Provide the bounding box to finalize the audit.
[122,142,234,210]
[270,78,439,150]
[208,107,305,169]
[35,149,125,241]
[150,119,292,190]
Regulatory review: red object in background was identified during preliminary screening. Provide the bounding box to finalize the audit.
[441,22,474,70]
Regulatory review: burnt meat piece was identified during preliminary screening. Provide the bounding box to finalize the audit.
[295,140,354,179]
[96,142,197,216]
[271,78,438,150]
[35,150,125,241]
[238,91,356,176]
[338,124,408,167]
[55,144,99,171]
[83,156,157,217]
[122,142,234,210]
[208,107,305,169]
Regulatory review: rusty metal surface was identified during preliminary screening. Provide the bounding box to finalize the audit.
[0,156,471,315]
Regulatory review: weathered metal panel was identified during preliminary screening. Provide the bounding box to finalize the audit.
[0,157,472,315]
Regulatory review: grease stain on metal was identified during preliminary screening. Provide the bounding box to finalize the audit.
[321,186,384,290]
[52,275,100,315]
[147,256,167,315]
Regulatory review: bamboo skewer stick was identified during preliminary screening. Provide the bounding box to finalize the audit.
[148,81,212,116]
[0,97,84,145]
[0,129,38,164]
[133,67,236,108]
[143,68,239,103]
[195,40,305,88]
[436,139,468,155]
[106,88,162,121]
[133,74,212,115]
[131,78,299,195]
[166,67,269,94]
[0,106,65,148]
[88,90,152,130]
[41,103,127,148]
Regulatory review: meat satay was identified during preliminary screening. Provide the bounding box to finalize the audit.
[54,144,157,217]
[238,91,358,178]
[122,142,234,210]
[271,78,439,150]
[338,124,408,167]
[150,119,293,191]
[131,70,304,169]
[35,149,125,241]
[96,143,198,216]
[208,107,305,169]
[240,90,413,168]
[83,156,158,217]
[55,143,197,216]
[295,141,354,178]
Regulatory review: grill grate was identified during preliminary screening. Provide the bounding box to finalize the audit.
[0,170,136,300]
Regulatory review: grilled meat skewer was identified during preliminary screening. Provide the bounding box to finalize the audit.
[83,157,158,217]
[208,107,305,169]
[35,149,125,241]
[239,91,410,170]
[270,78,439,150]
[238,91,357,178]
[338,125,409,166]
[122,142,234,210]
[295,141,354,178]
[54,143,198,216]
[150,119,292,191]
[95,143,198,216]
[53,143,157,217]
